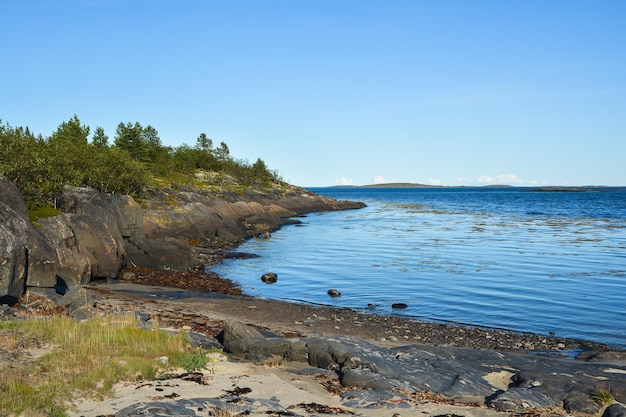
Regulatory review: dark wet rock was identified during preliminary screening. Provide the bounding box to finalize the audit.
[217,320,626,414]
[327,289,341,297]
[564,389,602,415]
[222,320,307,361]
[229,337,308,362]
[261,272,278,283]
[578,350,626,362]
[341,367,400,391]
[391,303,408,309]
[114,399,211,417]
[222,320,265,348]
[114,396,298,417]
[123,237,194,272]
[186,331,223,350]
[604,403,626,417]
[222,251,259,260]
[486,387,554,411]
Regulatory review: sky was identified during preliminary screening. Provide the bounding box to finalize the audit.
[2,0,624,187]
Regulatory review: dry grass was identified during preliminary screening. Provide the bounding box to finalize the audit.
[0,313,202,417]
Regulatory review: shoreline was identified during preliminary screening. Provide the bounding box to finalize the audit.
[102,267,622,354]
[13,273,626,416]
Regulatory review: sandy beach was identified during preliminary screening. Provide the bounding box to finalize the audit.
[53,278,622,417]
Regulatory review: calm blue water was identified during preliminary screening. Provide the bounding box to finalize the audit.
[209,187,626,349]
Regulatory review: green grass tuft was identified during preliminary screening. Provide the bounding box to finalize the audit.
[0,314,201,416]
[29,206,63,224]
[176,349,212,373]
[593,389,614,406]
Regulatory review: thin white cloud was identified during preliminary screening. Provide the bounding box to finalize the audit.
[428,178,442,185]
[334,177,354,186]
[373,176,386,184]
[477,174,524,185]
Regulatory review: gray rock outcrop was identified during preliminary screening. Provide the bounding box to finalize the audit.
[0,177,57,304]
[0,176,365,304]
[221,320,626,415]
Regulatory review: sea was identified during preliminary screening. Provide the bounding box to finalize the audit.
[209,187,626,349]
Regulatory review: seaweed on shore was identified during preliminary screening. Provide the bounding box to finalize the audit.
[119,267,243,295]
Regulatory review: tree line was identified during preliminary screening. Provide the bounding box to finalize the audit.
[0,115,280,210]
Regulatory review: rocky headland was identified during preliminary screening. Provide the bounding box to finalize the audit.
[1,175,626,417]
[0,174,364,305]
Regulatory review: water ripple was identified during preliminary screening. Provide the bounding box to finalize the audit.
[210,188,626,349]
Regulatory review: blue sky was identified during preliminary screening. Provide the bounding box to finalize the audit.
[2,0,624,187]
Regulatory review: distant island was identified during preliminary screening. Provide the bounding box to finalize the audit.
[327,183,623,191]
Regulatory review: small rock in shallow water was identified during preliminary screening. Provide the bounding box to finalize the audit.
[367,303,377,310]
[327,289,341,297]
[391,303,408,309]
[261,272,278,284]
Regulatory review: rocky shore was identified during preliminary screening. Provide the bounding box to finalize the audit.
[0,175,364,305]
[8,276,623,417]
[2,175,626,416]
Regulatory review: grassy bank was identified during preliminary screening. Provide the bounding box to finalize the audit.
[0,314,210,417]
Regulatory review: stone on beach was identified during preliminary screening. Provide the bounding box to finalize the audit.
[260,272,278,283]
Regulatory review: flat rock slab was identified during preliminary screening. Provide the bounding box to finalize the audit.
[222,321,626,414]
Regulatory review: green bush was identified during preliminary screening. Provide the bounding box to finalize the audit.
[0,117,280,211]
[176,349,211,373]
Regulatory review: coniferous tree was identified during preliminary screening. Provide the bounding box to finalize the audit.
[92,127,109,148]
[47,115,92,203]
[195,133,213,152]
[215,141,231,162]
[114,122,149,162]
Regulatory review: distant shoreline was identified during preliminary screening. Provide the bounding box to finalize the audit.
[320,183,625,192]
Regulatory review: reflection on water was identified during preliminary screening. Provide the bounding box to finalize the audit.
[209,188,626,349]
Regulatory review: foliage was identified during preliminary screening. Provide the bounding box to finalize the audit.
[29,206,63,224]
[593,388,614,406]
[0,314,193,416]
[91,126,109,148]
[0,121,50,208]
[176,348,212,373]
[0,116,281,211]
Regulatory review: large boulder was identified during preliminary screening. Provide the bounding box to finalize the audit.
[124,237,194,271]
[0,199,30,304]
[61,186,195,271]
[0,176,29,220]
[38,213,126,282]
[604,404,626,417]
[60,186,143,240]
[0,177,57,304]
